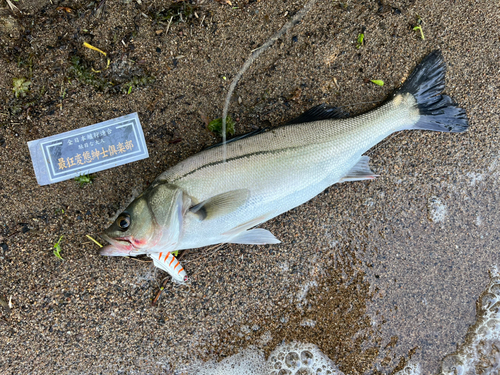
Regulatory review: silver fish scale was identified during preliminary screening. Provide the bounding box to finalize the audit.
[161,94,419,250]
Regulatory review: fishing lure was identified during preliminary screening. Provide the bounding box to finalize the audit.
[149,252,188,284]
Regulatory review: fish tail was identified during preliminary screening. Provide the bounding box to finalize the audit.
[396,50,469,133]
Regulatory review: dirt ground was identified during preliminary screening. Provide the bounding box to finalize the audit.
[1,0,499,374]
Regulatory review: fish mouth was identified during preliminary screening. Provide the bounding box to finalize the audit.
[100,234,136,256]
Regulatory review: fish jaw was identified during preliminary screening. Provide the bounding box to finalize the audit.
[99,234,148,256]
[100,222,180,256]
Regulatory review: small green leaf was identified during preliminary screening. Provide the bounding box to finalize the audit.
[208,116,235,137]
[413,25,425,40]
[127,85,133,94]
[413,16,425,40]
[53,235,64,260]
[74,174,94,187]
[370,80,384,86]
[356,33,364,49]
[172,250,179,257]
[12,77,31,98]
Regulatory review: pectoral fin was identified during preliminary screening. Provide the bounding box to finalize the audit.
[339,156,378,182]
[228,228,281,245]
[190,189,250,220]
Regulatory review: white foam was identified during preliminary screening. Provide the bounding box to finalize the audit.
[187,341,344,375]
[475,215,482,226]
[258,331,273,346]
[187,347,269,375]
[268,342,344,375]
[296,280,318,310]
[439,266,500,374]
[427,196,447,223]
[466,172,484,186]
[394,363,421,375]
[300,319,316,328]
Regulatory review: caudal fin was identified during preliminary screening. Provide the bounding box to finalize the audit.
[396,50,469,132]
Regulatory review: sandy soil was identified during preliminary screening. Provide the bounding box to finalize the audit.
[1,0,499,374]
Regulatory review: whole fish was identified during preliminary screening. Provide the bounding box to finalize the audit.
[101,51,468,283]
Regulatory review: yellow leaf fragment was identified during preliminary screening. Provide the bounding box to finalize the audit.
[83,42,107,57]
[86,234,103,248]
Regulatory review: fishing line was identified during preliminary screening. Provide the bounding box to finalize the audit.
[221,0,319,163]
[182,244,225,264]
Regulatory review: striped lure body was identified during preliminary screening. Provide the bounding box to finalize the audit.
[149,252,188,284]
[101,51,468,283]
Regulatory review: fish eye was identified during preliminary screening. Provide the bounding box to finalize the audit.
[117,214,131,230]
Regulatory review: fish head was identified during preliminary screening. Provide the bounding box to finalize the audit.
[100,183,190,257]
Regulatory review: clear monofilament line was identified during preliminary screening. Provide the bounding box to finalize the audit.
[221,0,318,163]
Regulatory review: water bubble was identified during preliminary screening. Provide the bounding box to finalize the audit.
[490,284,500,295]
[301,350,314,366]
[481,293,497,310]
[490,301,500,314]
[297,368,313,374]
[486,318,500,329]
[275,362,282,369]
[278,352,285,361]
[285,352,300,369]
[478,325,490,336]
[278,370,292,375]
[316,369,323,374]
[441,354,465,374]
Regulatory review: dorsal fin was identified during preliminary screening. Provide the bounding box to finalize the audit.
[203,129,267,150]
[285,104,349,125]
[202,105,347,151]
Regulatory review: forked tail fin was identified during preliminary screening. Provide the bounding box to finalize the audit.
[395,50,469,132]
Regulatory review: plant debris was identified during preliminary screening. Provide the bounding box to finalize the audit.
[74,174,94,187]
[151,3,198,25]
[413,16,425,40]
[68,55,112,90]
[123,75,155,94]
[86,235,103,248]
[208,116,235,137]
[356,33,364,49]
[12,77,30,98]
[53,235,64,260]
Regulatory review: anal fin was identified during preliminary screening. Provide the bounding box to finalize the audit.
[222,213,271,237]
[228,228,281,245]
[339,156,378,182]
